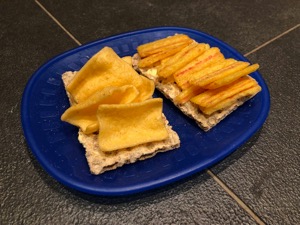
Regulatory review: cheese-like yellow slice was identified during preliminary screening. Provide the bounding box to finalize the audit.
[61,85,139,134]
[66,47,154,103]
[97,98,169,152]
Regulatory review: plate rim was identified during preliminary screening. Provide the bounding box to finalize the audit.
[21,26,270,196]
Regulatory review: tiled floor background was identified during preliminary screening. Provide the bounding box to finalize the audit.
[1,0,299,224]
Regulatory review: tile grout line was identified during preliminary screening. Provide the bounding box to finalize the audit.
[244,23,300,56]
[206,169,265,225]
[35,0,82,46]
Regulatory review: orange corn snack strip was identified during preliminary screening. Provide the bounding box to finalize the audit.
[137,34,193,58]
[174,47,225,89]
[190,61,249,88]
[158,43,209,78]
[204,64,259,89]
[175,85,205,104]
[138,42,190,68]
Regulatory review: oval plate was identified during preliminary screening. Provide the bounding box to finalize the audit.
[21,27,270,196]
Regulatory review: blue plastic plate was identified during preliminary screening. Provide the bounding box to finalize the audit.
[21,27,270,196]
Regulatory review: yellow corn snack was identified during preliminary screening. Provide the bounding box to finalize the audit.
[137,75,156,102]
[161,75,175,84]
[138,42,190,68]
[97,98,169,152]
[173,47,225,89]
[189,61,250,88]
[187,58,237,87]
[200,85,262,115]
[61,85,139,134]
[66,47,154,103]
[121,56,132,65]
[158,55,173,67]
[137,34,193,58]
[135,34,263,129]
[174,85,204,104]
[203,64,259,89]
[191,76,261,115]
[157,43,209,78]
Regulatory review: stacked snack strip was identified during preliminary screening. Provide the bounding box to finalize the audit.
[137,34,261,115]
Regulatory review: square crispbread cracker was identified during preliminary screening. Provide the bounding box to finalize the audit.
[62,71,180,175]
[132,54,258,131]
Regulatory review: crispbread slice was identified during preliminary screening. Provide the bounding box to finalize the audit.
[132,54,259,131]
[62,71,180,175]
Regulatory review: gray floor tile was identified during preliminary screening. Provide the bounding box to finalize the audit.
[39,0,300,54]
[3,168,258,225]
[1,0,77,193]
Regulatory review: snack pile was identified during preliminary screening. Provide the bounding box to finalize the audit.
[133,34,262,130]
[60,34,262,175]
[61,47,180,174]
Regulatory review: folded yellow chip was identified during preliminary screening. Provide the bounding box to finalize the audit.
[61,85,139,134]
[66,47,154,103]
[62,71,180,174]
[97,98,169,152]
